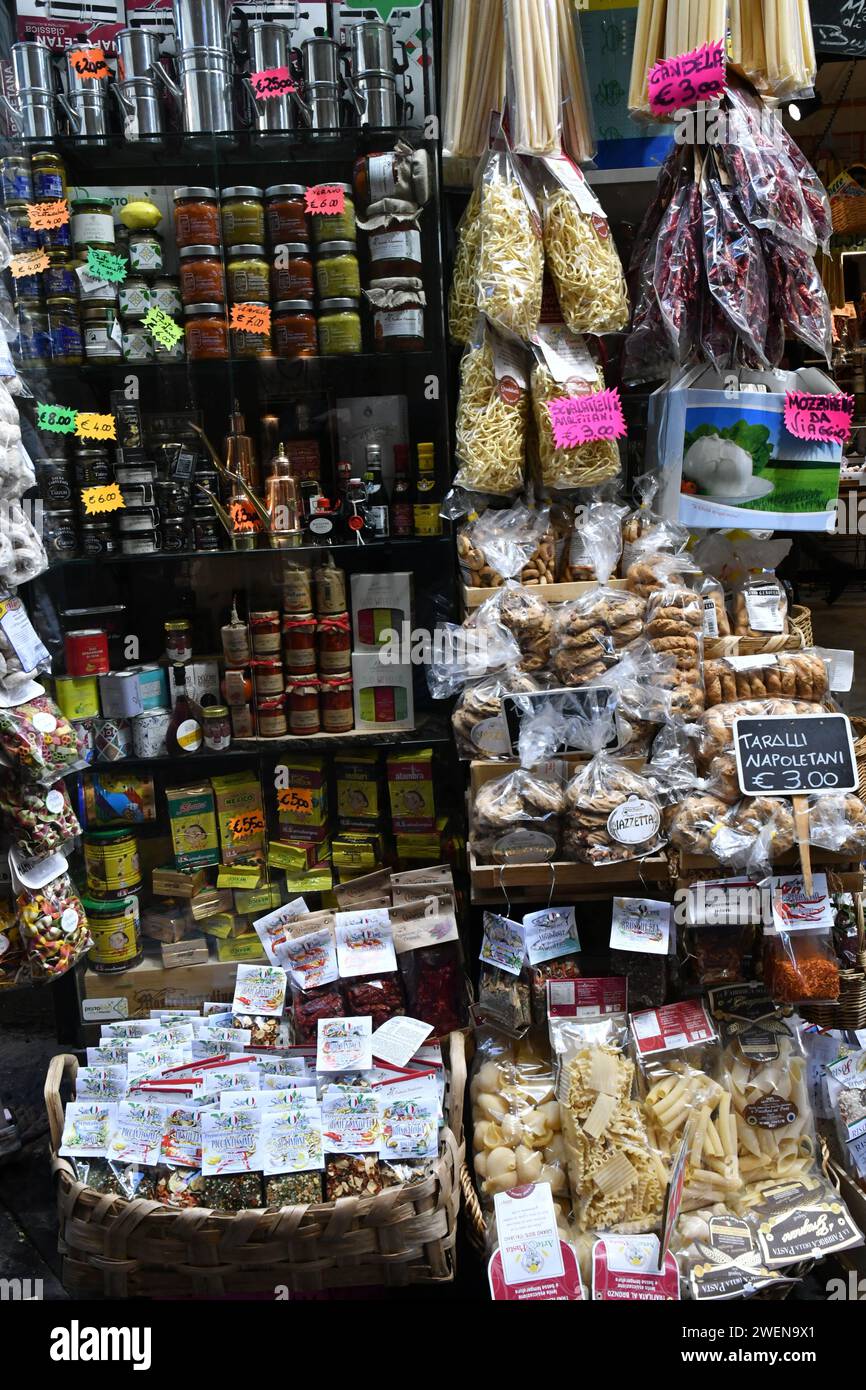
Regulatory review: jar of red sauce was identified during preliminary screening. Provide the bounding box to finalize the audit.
[271,243,314,299]
[174,187,220,249]
[256,694,288,738]
[286,679,320,734]
[253,657,285,696]
[265,184,308,244]
[282,613,317,674]
[320,677,353,732]
[184,302,229,360]
[273,300,317,360]
[316,612,351,675]
[179,245,225,305]
[250,610,281,656]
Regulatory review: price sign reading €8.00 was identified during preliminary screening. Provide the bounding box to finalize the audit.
[36,402,77,434]
[305,184,346,216]
[228,813,265,841]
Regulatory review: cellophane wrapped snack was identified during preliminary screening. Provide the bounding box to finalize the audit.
[472,767,564,864]
[476,147,543,339]
[472,582,554,673]
[539,157,629,334]
[452,669,542,759]
[809,794,866,859]
[703,651,829,707]
[343,973,405,1029]
[454,321,528,496]
[645,578,706,721]
[731,571,789,638]
[531,326,622,491]
[16,870,92,979]
[764,929,840,1004]
[763,233,833,363]
[696,574,731,639]
[448,180,481,346]
[426,596,521,701]
[564,501,626,583]
[563,753,666,866]
[825,1050,866,1182]
[719,87,818,257]
[0,776,81,859]
[457,500,553,588]
[0,695,86,785]
[550,587,646,689]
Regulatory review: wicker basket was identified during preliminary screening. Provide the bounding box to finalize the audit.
[45,1033,466,1298]
[829,165,866,237]
[703,604,812,659]
[851,717,866,799]
[801,895,866,1029]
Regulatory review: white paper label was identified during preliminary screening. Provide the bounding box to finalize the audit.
[609,897,671,955]
[744,586,785,633]
[371,1015,434,1069]
[377,308,424,338]
[523,907,580,966]
[494,1182,565,1286]
[82,997,128,1022]
[0,594,49,672]
[369,229,421,264]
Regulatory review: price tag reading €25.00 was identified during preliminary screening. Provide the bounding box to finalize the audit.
[251,66,296,100]
[230,302,271,335]
[36,402,78,434]
[26,200,69,231]
[142,306,183,350]
[80,483,125,515]
[228,813,265,841]
[305,184,345,216]
[75,412,117,442]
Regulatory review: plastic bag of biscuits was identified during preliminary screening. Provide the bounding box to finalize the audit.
[624,544,694,599]
[550,586,645,688]
[457,500,555,589]
[669,792,794,872]
[645,578,706,720]
[563,500,627,583]
[808,793,866,859]
[731,570,789,639]
[472,766,565,864]
[469,582,554,673]
[563,753,667,865]
[696,574,731,639]
[695,698,825,769]
[452,670,542,759]
[703,651,829,708]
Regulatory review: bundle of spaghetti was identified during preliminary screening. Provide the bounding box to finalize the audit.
[542,187,629,334]
[728,1,816,98]
[505,0,561,154]
[448,182,482,345]
[454,332,527,495]
[477,155,544,339]
[628,0,727,114]
[556,0,595,165]
[531,361,621,489]
[442,0,505,159]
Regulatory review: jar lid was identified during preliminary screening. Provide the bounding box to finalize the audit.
[273,242,310,254]
[44,507,75,517]
[71,197,113,211]
[83,827,131,842]
[221,186,264,199]
[204,704,229,717]
[46,295,77,308]
[266,184,306,197]
[319,298,360,311]
[129,227,160,238]
[80,521,111,531]
[256,695,287,710]
[184,302,225,316]
[174,186,218,200]
[179,244,221,258]
[46,252,73,263]
[317,240,356,254]
[227,244,266,257]
[165,619,191,631]
[274,299,315,312]
[81,304,116,319]
[285,680,320,693]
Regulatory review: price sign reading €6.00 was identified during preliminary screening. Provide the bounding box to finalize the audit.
[305,184,346,216]
[228,813,265,841]
[80,483,125,515]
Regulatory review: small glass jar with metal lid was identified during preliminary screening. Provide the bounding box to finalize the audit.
[32,151,66,202]
[265,184,308,243]
[318,298,362,356]
[226,244,269,303]
[271,242,314,299]
[273,300,317,359]
[129,229,163,275]
[44,508,79,561]
[179,245,225,305]
[80,521,117,557]
[311,185,355,245]
[74,447,113,488]
[71,197,115,251]
[1,155,32,204]
[184,302,229,360]
[231,305,271,359]
[220,186,265,248]
[174,187,220,249]
[82,304,122,360]
[73,255,118,307]
[36,213,72,253]
[47,297,83,364]
[316,241,360,300]
[42,252,78,300]
[150,278,182,318]
[4,202,39,254]
[118,276,152,320]
[16,303,51,363]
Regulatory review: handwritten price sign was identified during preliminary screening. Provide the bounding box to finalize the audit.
[227,813,265,841]
[230,302,271,335]
[10,250,49,279]
[277,787,314,815]
[26,201,68,231]
[36,402,78,434]
[251,66,296,100]
[86,246,127,285]
[142,306,183,350]
[75,412,117,443]
[69,47,110,80]
[784,391,854,444]
[647,39,726,117]
[305,184,345,216]
[548,388,627,449]
[81,483,125,515]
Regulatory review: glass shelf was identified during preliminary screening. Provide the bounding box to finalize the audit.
[50,534,452,569]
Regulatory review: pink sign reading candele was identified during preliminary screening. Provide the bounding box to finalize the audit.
[251,67,296,100]
[305,184,346,216]
[548,389,627,450]
[647,39,726,117]
[784,391,854,444]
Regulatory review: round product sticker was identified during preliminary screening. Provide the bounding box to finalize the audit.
[33,711,57,734]
[499,376,522,405]
[60,907,79,934]
[177,718,202,752]
[493,829,556,865]
[607,796,661,846]
[45,789,64,814]
[471,717,512,758]
[592,213,610,240]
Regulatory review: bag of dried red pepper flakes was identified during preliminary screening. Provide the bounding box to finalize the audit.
[290,979,346,1044]
[763,929,840,1004]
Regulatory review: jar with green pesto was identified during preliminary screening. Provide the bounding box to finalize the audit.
[311,185,355,245]
[220,186,265,247]
[318,298,362,356]
[316,241,360,300]
[226,244,269,303]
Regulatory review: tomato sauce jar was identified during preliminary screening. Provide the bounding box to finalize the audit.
[273,299,317,359]
[316,613,351,675]
[286,679,320,734]
[320,677,354,732]
[265,184,308,243]
[174,187,220,248]
[282,614,318,675]
[184,302,229,360]
[179,245,225,305]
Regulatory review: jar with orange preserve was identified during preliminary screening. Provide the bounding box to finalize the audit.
[316,613,351,675]
[273,300,317,360]
[321,677,353,732]
[286,679,320,734]
[282,614,317,675]
[250,610,281,656]
[231,308,271,360]
[174,187,220,249]
[265,184,308,243]
[184,302,229,360]
[256,695,288,738]
[179,246,225,305]
[271,243,314,300]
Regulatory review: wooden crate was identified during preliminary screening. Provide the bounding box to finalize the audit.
[462,577,628,611]
[469,847,671,903]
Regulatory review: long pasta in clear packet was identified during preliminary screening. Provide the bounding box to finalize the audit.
[476,147,543,340]
[530,324,621,490]
[448,179,482,347]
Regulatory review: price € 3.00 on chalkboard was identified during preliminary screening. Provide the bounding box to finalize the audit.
[733,713,858,796]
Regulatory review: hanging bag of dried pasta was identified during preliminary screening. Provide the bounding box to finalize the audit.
[504,0,561,156]
[476,146,543,340]
[539,156,629,335]
[454,319,528,496]
[448,175,482,346]
[530,324,622,490]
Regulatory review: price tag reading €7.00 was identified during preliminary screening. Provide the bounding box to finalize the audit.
[36,402,78,434]
[230,302,271,335]
[75,411,117,442]
[142,306,183,350]
[228,813,265,841]
[80,483,125,515]
[305,184,346,216]
[26,200,69,231]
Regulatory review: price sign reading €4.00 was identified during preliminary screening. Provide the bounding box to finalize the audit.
[548,388,627,450]
[80,483,125,515]
[26,201,69,231]
[647,39,727,116]
[10,250,49,279]
[305,184,346,216]
[228,813,265,841]
[75,412,116,442]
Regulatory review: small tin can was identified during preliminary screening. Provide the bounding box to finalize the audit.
[132,707,171,758]
[83,828,142,898]
[71,717,98,764]
[64,628,109,676]
[82,893,142,972]
[54,674,100,721]
[98,670,144,719]
[93,717,132,761]
[137,664,169,710]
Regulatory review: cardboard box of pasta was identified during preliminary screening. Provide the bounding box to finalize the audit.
[212,771,265,864]
[351,653,414,732]
[350,572,412,650]
[165,784,219,871]
[276,756,328,832]
[79,956,237,1023]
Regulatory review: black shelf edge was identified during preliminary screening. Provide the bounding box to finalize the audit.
[45,533,452,570]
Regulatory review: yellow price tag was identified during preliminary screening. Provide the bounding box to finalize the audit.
[227,813,265,841]
[277,787,314,815]
[80,483,125,515]
[75,411,116,442]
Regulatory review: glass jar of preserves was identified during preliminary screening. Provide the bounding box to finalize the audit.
[80,521,117,557]
[43,253,77,300]
[155,335,185,364]
[73,255,117,306]
[151,278,182,318]
[311,186,355,245]
[82,304,122,360]
[4,202,38,253]
[12,262,42,302]
[316,613,351,674]
[165,618,192,664]
[118,276,152,320]
[273,299,317,360]
[129,229,163,274]
[184,303,229,361]
[368,278,425,353]
[271,242,314,299]
[35,460,73,508]
[250,610,281,656]
[71,197,114,250]
[1,155,32,203]
[353,151,410,210]
[221,186,265,247]
[47,297,83,364]
[162,517,186,551]
[37,214,72,253]
[121,325,155,362]
[174,187,220,249]
[179,245,224,305]
[74,448,113,487]
[226,244,269,302]
[320,676,354,732]
[16,304,51,363]
[367,219,423,278]
[318,298,362,356]
[202,704,231,751]
[32,151,67,202]
[44,508,78,560]
[256,695,288,738]
[231,307,271,359]
[282,614,317,675]
[316,240,360,300]
[265,184,308,243]
[286,679,320,734]
[252,658,285,696]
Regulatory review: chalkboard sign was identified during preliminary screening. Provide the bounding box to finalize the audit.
[733,713,858,796]
[502,685,619,755]
[810,1,866,58]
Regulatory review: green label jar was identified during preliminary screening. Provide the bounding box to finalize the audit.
[220,185,265,247]
[311,186,355,245]
[318,298,362,356]
[316,241,360,300]
[226,244,269,302]
[82,893,142,972]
